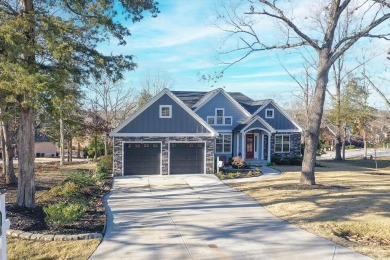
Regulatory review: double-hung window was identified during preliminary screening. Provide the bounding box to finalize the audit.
[216,134,232,153]
[275,134,290,153]
[159,105,172,118]
[216,109,224,124]
[265,109,274,118]
[207,108,232,125]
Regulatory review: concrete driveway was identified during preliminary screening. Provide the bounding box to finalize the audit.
[90,175,369,260]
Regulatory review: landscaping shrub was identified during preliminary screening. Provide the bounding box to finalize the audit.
[216,172,226,180]
[61,182,80,198]
[96,164,108,181]
[271,154,302,166]
[246,171,255,177]
[44,201,87,227]
[67,171,96,187]
[231,156,247,168]
[98,155,112,170]
[289,156,303,166]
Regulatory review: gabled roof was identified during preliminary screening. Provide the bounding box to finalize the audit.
[35,133,52,143]
[170,91,205,108]
[192,88,252,117]
[171,90,300,132]
[234,116,276,133]
[254,100,302,132]
[110,89,218,137]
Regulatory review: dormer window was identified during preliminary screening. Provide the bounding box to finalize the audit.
[216,109,224,124]
[207,108,233,126]
[207,116,215,125]
[265,109,274,118]
[159,105,172,118]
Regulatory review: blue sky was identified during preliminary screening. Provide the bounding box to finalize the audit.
[100,0,390,109]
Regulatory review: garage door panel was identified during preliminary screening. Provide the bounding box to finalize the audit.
[170,143,205,174]
[123,143,161,175]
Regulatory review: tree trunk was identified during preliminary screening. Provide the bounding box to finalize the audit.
[59,117,65,165]
[342,128,346,160]
[77,142,81,158]
[67,137,72,162]
[334,134,342,160]
[300,51,331,185]
[16,107,35,208]
[104,133,108,156]
[1,124,5,177]
[363,130,368,159]
[334,90,342,160]
[94,135,98,160]
[2,120,17,185]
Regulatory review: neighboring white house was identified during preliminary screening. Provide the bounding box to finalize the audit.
[35,133,57,157]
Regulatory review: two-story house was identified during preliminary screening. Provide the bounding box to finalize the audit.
[110,88,301,176]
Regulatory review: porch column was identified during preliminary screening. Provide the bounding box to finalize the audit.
[241,132,245,160]
[261,134,264,160]
[267,134,271,162]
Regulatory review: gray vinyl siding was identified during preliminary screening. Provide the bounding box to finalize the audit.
[196,92,248,131]
[118,94,211,134]
[257,103,298,130]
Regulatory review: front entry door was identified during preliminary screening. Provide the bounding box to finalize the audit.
[246,134,254,159]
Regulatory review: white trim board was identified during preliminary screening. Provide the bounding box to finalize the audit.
[111,133,216,137]
[240,116,276,134]
[194,88,251,117]
[252,100,302,132]
[110,88,218,137]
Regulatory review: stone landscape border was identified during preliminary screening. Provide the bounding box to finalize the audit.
[7,229,103,241]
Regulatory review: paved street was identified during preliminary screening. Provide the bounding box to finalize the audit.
[318,148,390,160]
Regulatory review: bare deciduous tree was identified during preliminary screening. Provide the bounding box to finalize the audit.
[86,75,137,155]
[216,0,390,185]
[137,71,175,108]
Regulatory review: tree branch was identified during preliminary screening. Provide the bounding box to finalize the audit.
[362,73,390,108]
[245,0,320,50]
[0,1,19,16]
[330,12,390,64]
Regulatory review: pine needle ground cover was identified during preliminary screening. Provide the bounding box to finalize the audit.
[229,158,390,260]
[0,161,112,260]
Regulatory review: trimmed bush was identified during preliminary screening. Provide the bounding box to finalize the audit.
[271,154,302,166]
[67,171,96,187]
[44,201,87,227]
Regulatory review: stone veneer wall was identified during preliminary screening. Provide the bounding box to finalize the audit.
[270,132,301,158]
[113,136,215,176]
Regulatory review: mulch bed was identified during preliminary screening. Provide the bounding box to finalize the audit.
[334,230,390,246]
[363,171,390,176]
[270,184,350,190]
[0,163,112,235]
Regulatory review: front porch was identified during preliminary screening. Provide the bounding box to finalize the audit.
[233,116,276,163]
[235,130,272,163]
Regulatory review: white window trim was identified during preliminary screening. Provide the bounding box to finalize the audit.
[274,134,290,153]
[265,109,274,119]
[159,105,172,118]
[208,108,233,126]
[207,116,215,125]
[215,108,224,125]
[224,116,233,125]
[215,133,232,153]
